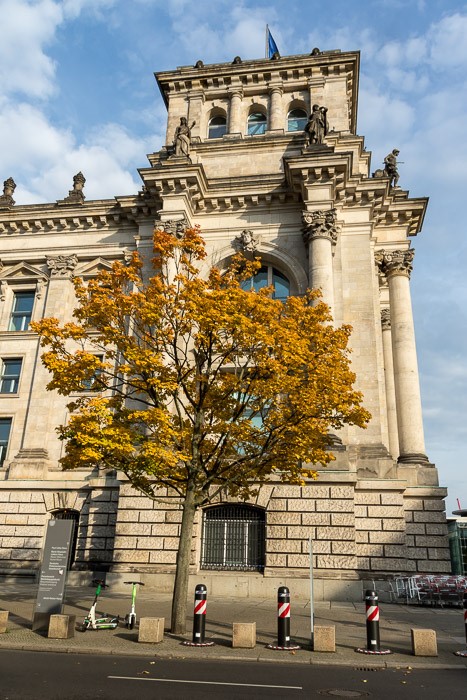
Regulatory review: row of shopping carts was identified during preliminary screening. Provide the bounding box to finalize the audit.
[392,574,467,606]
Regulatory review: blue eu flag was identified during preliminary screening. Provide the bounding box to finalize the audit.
[267,26,279,58]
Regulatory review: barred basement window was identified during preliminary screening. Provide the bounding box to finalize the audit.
[200,504,265,571]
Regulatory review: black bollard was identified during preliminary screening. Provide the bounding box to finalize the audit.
[182,583,214,647]
[454,591,467,657]
[356,589,391,655]
[365,589,380,652]
[266,586,300,650]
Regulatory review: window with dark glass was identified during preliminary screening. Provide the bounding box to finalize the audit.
[241,265,290,301]
[0,358,22,393]
[80,355,104,391]
[9,291,35,331]
[208,115,227,139]
[0,418,12,467]
[247,112,267,136]
[287,108,307,132]
[201,504,265,571]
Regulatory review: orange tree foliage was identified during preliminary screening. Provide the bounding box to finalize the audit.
[32,225,370,632]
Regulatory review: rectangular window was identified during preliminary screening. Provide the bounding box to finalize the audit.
[9,291,35,331]
[0,418,12,467]
[81,355,104,391]
[0,358,22,393]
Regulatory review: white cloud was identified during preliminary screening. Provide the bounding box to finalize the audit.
[0,0,62,98]
[427,13,467,70]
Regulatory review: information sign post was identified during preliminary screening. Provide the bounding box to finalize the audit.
[32,519,74,632]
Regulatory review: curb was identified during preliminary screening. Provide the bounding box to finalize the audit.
[1,640,466,670]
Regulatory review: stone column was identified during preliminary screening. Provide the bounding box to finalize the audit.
[376,250,428,464]
[302,209,338,317]
[381,308,399,459]
[268,84,283,131]
[228,88,243,134]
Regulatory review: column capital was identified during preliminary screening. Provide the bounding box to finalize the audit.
[381,307,391,330]
[302,209,339,245]
[46,254,78,277]
[155,217,189,238]
[228,87,243,99]
[268,82,283,96]
[375,249,414,279]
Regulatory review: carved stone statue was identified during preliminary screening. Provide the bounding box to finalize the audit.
[61,172,86,204]
[0,177,16,207]
[304,105,328,145]
[384,149,400,188]
[173,117,195,158]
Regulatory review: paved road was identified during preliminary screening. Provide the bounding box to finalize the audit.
[0,650,465,700]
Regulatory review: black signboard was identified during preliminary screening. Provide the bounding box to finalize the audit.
[32,519,74,631]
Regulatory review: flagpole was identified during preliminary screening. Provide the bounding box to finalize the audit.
[265,24,268,59]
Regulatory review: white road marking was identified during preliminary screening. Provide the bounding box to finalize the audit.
[108,675,302,690]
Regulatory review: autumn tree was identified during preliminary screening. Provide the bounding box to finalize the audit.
[33,226,370,634]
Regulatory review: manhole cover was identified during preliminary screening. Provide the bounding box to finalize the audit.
[318,691,370,698]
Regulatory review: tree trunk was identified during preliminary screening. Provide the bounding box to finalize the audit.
[170,485,197,634]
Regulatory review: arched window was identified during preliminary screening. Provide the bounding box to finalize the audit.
[201,504,265,571]
[247,112,267,136]
[52,509,80,568]
[241,264,290,301]
[287,108,307,132]
[208,115,227,139]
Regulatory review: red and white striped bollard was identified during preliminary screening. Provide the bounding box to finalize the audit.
[267,586,300,650]
[356,589,391,655]
[182,583,214,647]
[454,591,467,657]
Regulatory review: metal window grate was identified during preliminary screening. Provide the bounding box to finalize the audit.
[200,504,265,572]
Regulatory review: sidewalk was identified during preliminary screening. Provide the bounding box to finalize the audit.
[1,582,467,669]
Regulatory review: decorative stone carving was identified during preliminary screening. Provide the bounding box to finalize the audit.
[304,105,329,145]
[233,229,259,253]
[381,308,391,330]
[61,172,86,204]
[232,56,242,64]
[375,249,414,279]
[0,177,16,207]
[35,278,47,299]
[0,280,7,301]
[302,209,338,245]
[172,118,195,158]
[384,149,401,188]
[47,254,79,277]
[155,218,189,238]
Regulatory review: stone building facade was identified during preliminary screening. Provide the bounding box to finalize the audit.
[0,47,450,597]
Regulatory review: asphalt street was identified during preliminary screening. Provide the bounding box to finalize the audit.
[0,650,466,700]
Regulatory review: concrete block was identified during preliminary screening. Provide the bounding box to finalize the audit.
[138,617,164,643]
[411,628,438,657]
[232,622,256,648]
[48,614,76,639]
[313,625,336,652]
[0,610,8,633]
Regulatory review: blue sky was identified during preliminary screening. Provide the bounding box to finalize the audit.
[1,0,466,514]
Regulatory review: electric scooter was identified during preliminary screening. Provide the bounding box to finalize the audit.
[124,580,145,629]
[79,579,119,631]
